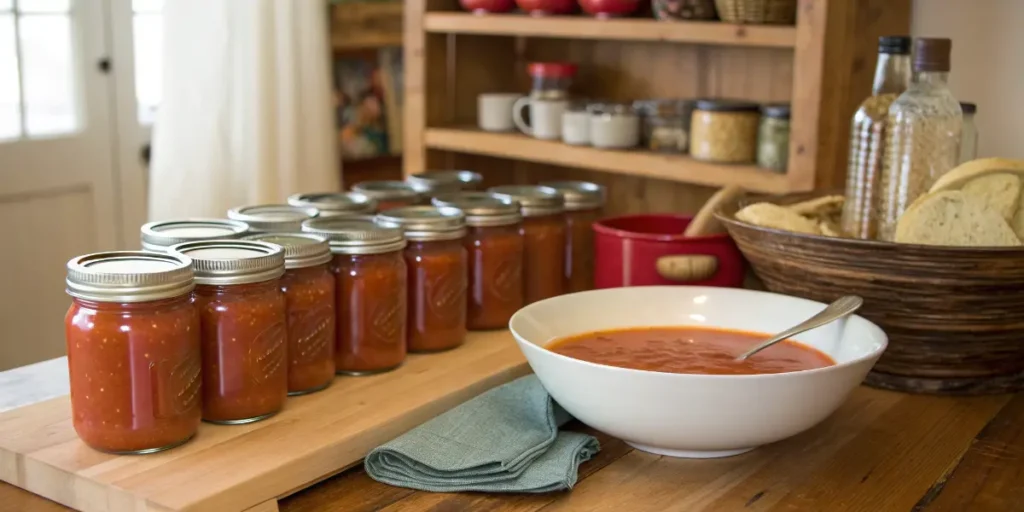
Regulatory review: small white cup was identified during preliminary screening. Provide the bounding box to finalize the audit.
[513,97,567,140]
[589,103,640,149]
[477,93,523,132]
[561,106,590,146]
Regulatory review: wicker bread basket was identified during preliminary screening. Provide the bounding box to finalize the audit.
[714,0,796,24]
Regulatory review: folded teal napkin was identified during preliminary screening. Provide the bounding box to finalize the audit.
[364,375,599,493]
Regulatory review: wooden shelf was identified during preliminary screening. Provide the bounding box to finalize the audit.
[332,1,404,50]
[425,126,795,193]
[423,13,796,48]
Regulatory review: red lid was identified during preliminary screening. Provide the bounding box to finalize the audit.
[528,62,578,78]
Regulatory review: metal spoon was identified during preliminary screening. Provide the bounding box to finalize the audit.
[735,295,864,361]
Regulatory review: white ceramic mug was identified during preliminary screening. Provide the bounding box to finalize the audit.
[477,93,522,132]
[561,106,590,146]
[589,103,640,149]
[513,97,567,140]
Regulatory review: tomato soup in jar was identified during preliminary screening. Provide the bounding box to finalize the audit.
[433,192,524,330]
[246,233,336,395]
[489,185,567,304]
[303,217,408,374]
[287,192,377,218]
[65,251,201,454]
[140,218,250,252]
[228,204,319,233]
[378,206,468,352]
[539,181,606,293]
[406,170,483,196]
[169,240,288,424]
[352,181,423,212]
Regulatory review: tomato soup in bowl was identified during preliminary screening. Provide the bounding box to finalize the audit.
[508,286,886,458]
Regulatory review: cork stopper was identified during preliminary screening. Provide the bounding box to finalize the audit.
[913,38,951,72]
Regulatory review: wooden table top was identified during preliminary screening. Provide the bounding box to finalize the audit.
[4,386,1023,512]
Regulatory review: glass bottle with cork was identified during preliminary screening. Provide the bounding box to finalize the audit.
[877,37,962,241]
[839,36,911,240]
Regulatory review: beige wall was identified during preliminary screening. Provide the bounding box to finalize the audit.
[912,0,1024,159]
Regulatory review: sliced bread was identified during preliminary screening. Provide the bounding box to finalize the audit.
[959,173,1021,222]
[894,190,1021,247]
[929,157,1024,193]
[735,202,821,235]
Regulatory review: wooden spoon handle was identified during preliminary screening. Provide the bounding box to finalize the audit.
[683,185,746,237]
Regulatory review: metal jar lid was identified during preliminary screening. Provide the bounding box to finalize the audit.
[168,240,285,286]
[539,181,606,211]
[432,192,522,227]
[227,204,319,233]
[488,185,565,217]
[694,99,760,113]
[66,251,195,303]
[286,192,378,216]
[140,219,250,251]
[376,206,467,242]
[244,233,332,269]
[301,217,406,255]
[406,170,484,194]
[351,181,423,203]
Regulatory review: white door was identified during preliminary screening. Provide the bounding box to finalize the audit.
[0,0,156,370]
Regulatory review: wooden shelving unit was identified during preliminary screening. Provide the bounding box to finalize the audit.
[331,2,404,50]
[403,0,911,215]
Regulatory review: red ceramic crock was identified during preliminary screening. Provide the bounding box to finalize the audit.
[460,0,516,13]
[516,0,577,15]
[593,214,745,288]
[578,0,641,17]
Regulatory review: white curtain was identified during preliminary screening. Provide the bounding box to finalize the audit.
[148,0,340,221]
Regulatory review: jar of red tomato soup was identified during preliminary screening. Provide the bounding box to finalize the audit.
[65,251,201,454]
[488,185,566,304]
[539,181,606,293]
[228,204,319,233]
[287,192,377,218]
[406,170,483,196]
[245,233,336,395]
[351,181,423,212]
[432,192,524,330]
[302,217,408,374]
[169,240,288,424]
[140,219,250,252]
[377,206,468,352]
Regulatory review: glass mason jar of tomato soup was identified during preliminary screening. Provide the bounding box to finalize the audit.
[169,240,288,424]
[406,170,483,196]
[488,185,567,304]
[140,218,250,252]
[228,204,319,234]
[377,206,469,352]
[539,181,606,293]
[433,192,524,330]
[303,217,409,374]
[245,233,336,395]
[351,181,424,212]
[287,191,377,218]
[64,251,201,454]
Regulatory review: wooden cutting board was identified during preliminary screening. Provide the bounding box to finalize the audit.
[0,331,529,512]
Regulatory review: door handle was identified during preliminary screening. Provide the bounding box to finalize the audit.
[141,143,151,166]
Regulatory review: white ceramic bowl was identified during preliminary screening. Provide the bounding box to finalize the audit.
[509,286,887,458]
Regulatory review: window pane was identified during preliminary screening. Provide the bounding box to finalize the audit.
[19,14,77,136]
[18,0,70,13]
[0,14,19,140]
[0,1,11,12]
[132,0,163,13]
[133,13,161,125]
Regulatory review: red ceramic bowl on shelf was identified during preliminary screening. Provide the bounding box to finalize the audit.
[516,0,577,15]
[593,214,745,288]
[578,0,641,17]
[460,0,516,13]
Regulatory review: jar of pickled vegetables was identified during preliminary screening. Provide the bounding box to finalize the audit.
[488,185,566,304]
[756,103,791,172]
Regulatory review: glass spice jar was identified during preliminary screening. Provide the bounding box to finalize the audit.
[287,192,378,218]
[352,181,424,212]
[377,206,469,352]
[757,103,791,172]
[406,170,484,196]
[528,62,577,100]
[228,204,319,233]
[432,192,524,330]
[169,240,288,424]
[303,217,408,374]
[634,99,695,153]
[690,99,760,163]
[65,251,201,454]
[245,233,336,396]
[488,185,566,304]
[539,181,605,293]
[959,102,978,163]
[140,219,250,252]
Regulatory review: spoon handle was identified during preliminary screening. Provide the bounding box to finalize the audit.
[735,295,864,361]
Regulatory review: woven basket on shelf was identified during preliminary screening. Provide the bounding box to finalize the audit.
[653,0,717,20]
[714,0,796,24]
